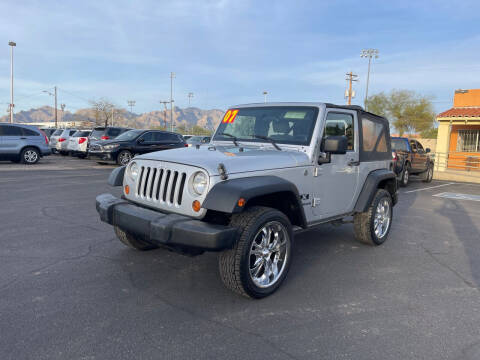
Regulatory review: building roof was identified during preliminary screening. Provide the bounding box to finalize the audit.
[437,107,480,118]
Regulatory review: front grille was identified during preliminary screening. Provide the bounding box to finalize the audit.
[136,165,187,206]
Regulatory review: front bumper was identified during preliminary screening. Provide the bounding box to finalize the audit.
[88,150,114,161]
[96,193,237,251]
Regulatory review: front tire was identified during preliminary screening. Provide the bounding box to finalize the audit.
[114,226,158,251]
[20,147,40,164]
[354,189,393,246]
[218,206,293,299]
[117,150,132,166]
[421,163,434,183]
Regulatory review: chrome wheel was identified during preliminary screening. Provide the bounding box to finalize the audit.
[428,167,433,181]
[374,198,391,239]
[119,151,132,165]
[248,221,289,288]
[24,150,38,163]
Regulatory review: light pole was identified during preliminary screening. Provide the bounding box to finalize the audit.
[127,100,136,114]
[60,104,66,123]
[188,92,194,106]
[8,41,16,123]
[360,49,379,110]
[43,86,58,128]
[170,72,176,132]
[263,91,268,103]
[159,101,169,129]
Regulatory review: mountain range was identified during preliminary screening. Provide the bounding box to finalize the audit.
[1,106,225,131]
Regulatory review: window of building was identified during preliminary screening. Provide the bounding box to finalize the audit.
[457,130,480,152]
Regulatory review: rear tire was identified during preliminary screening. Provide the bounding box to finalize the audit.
[114,226,158,251]
[421,163,434,183]
[218,206,293,299]
[20,147,40,164]
[354,189,393,246]
[399,163,410,187]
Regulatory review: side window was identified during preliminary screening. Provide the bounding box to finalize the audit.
[153,132,168,142]
[361,118,387,153]
[22,128,40,136]
[69,130,76,136]
[2,125,23,136]
[409,140,416,152]
[324,112,354,150]
[140,132,155,142]
[107,128,121,137]
[415,141,424,152]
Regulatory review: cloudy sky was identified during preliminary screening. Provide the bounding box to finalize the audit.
[0,0,479,115]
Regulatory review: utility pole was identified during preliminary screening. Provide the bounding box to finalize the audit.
[127,100,136,114]
[60,104,66,123]
[170,72,175,132]
[8,41,16,123]
[159,101,169,129]
[54,86,58,127]
[345,72,358,105]
[188,92,194,106]
[111,107,114,126]
[263,91,268,103]
[43,87,58,127]
[360,49,379,110]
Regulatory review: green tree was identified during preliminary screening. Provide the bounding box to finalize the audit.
[191,125,212,136]
[366,90,437,136]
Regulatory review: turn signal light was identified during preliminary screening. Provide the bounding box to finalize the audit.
[192,200,201,212]
[237,198,246,207]
[79,137,87,144]
[124,185,130,195]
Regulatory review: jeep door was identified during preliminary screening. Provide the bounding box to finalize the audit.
[312,109,360,218]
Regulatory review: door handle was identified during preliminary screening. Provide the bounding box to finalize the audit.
[348,161,360,166]
[20,137,27,139]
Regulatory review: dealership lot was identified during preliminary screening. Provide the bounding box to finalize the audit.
[1,156,480,360]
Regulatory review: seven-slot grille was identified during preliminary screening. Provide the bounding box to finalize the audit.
[136,165,187,206]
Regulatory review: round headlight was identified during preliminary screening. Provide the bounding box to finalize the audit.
[129,162,139,180]
[192,172,208,195]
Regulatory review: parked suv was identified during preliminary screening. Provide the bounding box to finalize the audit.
[96,103,397,298]
[67,130,91,158]
[391,137,434,187]
[0,123,51,164]
[49,128,77,155]
[88,126,131,143]
[88,129,187,165]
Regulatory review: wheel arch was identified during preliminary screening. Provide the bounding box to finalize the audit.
[202,176,307,228]
[20,145,42,158]
[354,169,397,212]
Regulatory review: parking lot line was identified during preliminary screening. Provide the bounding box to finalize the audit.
[404,182,455,194]
[433,192,480,202]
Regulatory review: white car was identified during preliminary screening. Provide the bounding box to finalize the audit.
[67,130,91,158]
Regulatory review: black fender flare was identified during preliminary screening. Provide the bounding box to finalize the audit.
[108,166,126,186]
[202,176,307,227]
[354,169,397,212]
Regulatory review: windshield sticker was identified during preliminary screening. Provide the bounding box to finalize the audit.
[222,109,239,123]
[284,111,306,119]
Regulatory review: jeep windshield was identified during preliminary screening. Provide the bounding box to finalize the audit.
[213,106,318,146]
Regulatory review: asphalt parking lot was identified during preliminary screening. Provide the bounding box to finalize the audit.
[1,156,480,360]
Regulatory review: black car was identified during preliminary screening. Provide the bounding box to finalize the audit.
[88,129,187,165]
[391,137,434,186]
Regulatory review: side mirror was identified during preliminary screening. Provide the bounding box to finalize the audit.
[425,148,431,153]
[323,135,348,154]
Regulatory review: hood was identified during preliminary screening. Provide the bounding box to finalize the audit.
[135,145,310,175]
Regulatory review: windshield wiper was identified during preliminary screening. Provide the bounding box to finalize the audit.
[217,132,239,146]
[250,134,281,151]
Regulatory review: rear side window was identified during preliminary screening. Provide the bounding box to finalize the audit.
[68,130,76,136]
[52,129,63,136]
[22,128,40,136]
[90,129,104,138]
[324,112,354,150]
[106,128,122,137]
[391,139,408,152]
[165,133,183,142]
[74,131,91,137]
[1,125,23,136]
[359,114,391,161]
[140,132,155,142]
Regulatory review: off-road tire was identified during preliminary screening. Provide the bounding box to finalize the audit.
[399,163,410,187]
[20,147,40,164]
[354,189,393,246]
[421,163,434,183]
[114,226,158,251]
[218,206,293,299]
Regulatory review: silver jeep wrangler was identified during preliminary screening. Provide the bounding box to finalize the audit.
[96,103,398,298]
